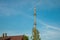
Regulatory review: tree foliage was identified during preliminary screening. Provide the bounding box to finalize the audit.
[31,27,41,40]
[23,35,29,40]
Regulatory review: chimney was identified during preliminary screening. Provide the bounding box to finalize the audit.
[3,33,4,38]
[5,33,7,37]
[2,33,7,38]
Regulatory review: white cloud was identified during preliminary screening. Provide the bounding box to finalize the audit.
[36,18,60,40]
[38,19,60,31]
[0,0,60,16]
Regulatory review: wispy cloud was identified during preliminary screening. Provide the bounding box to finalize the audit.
[0,0,60,16]
[0,0,29,16]
[38,19,60,31]
[41,29,60,40]
[37,18,60,40]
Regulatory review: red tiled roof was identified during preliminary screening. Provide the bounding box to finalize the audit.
[0,35,24,40]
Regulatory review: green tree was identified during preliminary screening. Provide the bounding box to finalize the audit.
[31,27,41,40]
[23,35,29,40]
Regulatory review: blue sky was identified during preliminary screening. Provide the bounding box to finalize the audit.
[0,0,60,40]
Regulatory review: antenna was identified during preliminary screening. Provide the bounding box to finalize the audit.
[34,7,36,28]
